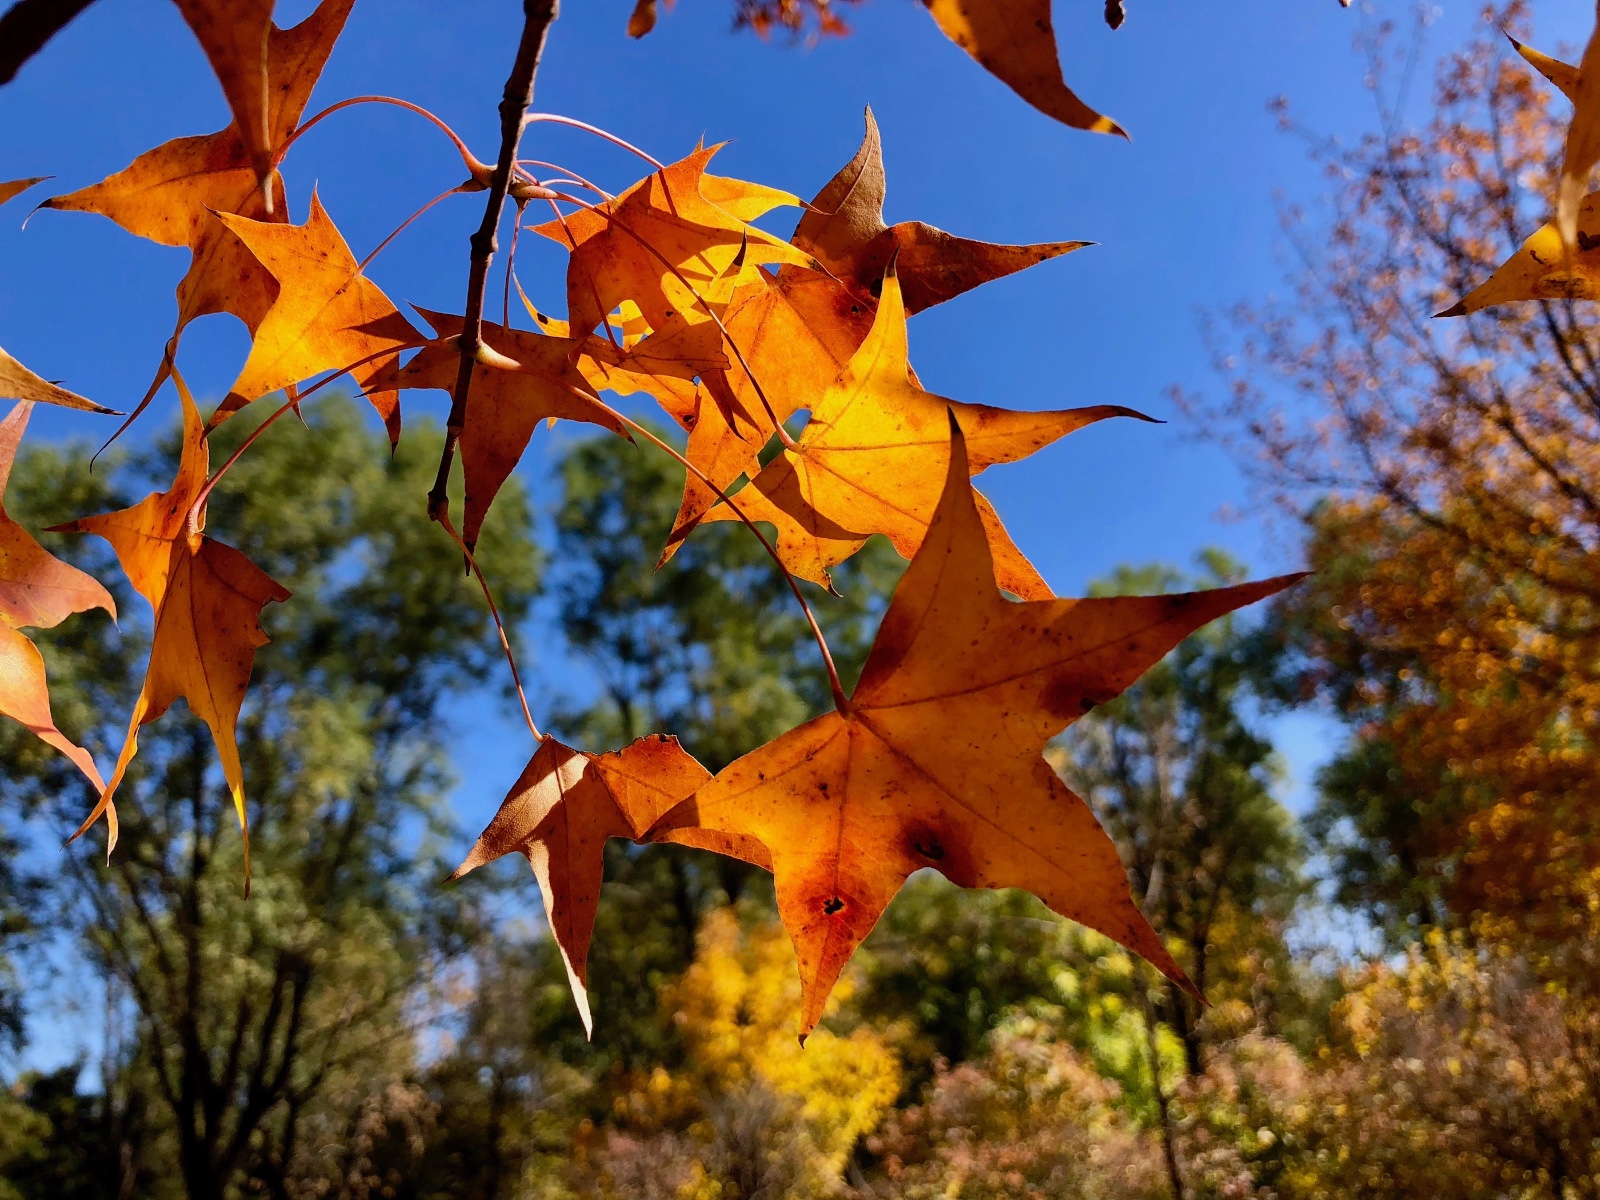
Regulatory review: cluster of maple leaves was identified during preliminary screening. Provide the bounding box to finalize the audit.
[0,0,1319,1040]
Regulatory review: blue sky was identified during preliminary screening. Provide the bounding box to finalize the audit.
[2,0,1593,1061]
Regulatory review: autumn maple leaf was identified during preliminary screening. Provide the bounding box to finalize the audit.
[661,265,877,562]
[453,734,770,1034]
[1553,17,1600,255]
[697,265,1152,599]
[652,415,1303,1036]
[366,307,630,549]
[1437,189,1600,314]
[170,0,278,194]
[791,109,1089,314]
[210,190,419,443]
[529,146,810,356]
[922,0,1126,137]
[53,379,290,880]
[0,401,115,789]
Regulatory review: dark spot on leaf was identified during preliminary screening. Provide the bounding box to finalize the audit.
[823,897,845,915]
[912,837,944,861]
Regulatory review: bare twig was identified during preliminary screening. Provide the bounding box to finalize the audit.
[427,0,559,521]
[0,0,95,85]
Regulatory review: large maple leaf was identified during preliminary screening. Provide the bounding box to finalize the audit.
[922,0,1125,137]
[652,416,1303,1036]
[698,266,1149,599]
[365,307,630,549]
[211,190,419,443]
[528,146,810,351]
[454,734,770,1034]
[791,108,1088,314]
[53,380,290,877]
[0,402,115,788]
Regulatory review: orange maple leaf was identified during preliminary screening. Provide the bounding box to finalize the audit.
[923,0,1125,137]
[792,108,1089,314]
[366,308,630,549]
[0,177,45,208]
[699,266,1151,599]
[661,265,877,561]
[454,734,770,1035]
[653,415,1303,1036]
[0,401,115,788]
[0,348,117,415]
[53,379,290,879]
[169,0,277,193]
[529,146,809,353]
[211,190,419,443]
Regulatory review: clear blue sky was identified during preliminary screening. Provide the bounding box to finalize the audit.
[2,0,1591,1062]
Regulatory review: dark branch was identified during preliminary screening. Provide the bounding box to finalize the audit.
[0,0,96,85]
[427,0,559,520]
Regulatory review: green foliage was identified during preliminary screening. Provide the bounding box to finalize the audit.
[549,426,902,771]
[1060,552,1311,1070]
[0,394,539,1200]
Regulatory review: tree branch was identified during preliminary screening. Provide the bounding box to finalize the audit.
[427,0,559,520]
[0,0,95,85]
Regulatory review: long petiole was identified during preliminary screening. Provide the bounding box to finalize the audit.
[588,395,848,712]
[502,209,524,329]
[188,343,422,528]
[522,113,665,170]
[275,96,488,178]
[435,503,543,743]
[519,159,614,200]
[541,196,622,354]
[543,188,795,448]
[360,184,472,272]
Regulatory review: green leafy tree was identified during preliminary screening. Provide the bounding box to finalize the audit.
[0,394,538,1200]
[1059,552,1308,1075]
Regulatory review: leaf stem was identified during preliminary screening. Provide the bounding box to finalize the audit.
[189,343,421,527]
[541,187,796,448]
[590,397,848,712]
[275,96,488,179]
[427,0,560,523]
[434,502,543,743]
[522,113,665,170]
[358,184,471,273]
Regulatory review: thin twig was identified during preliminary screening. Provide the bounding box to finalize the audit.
[427,0,560,521]
[435,503,542,742]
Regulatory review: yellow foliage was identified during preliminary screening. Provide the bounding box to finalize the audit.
[661,908,901,1174]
